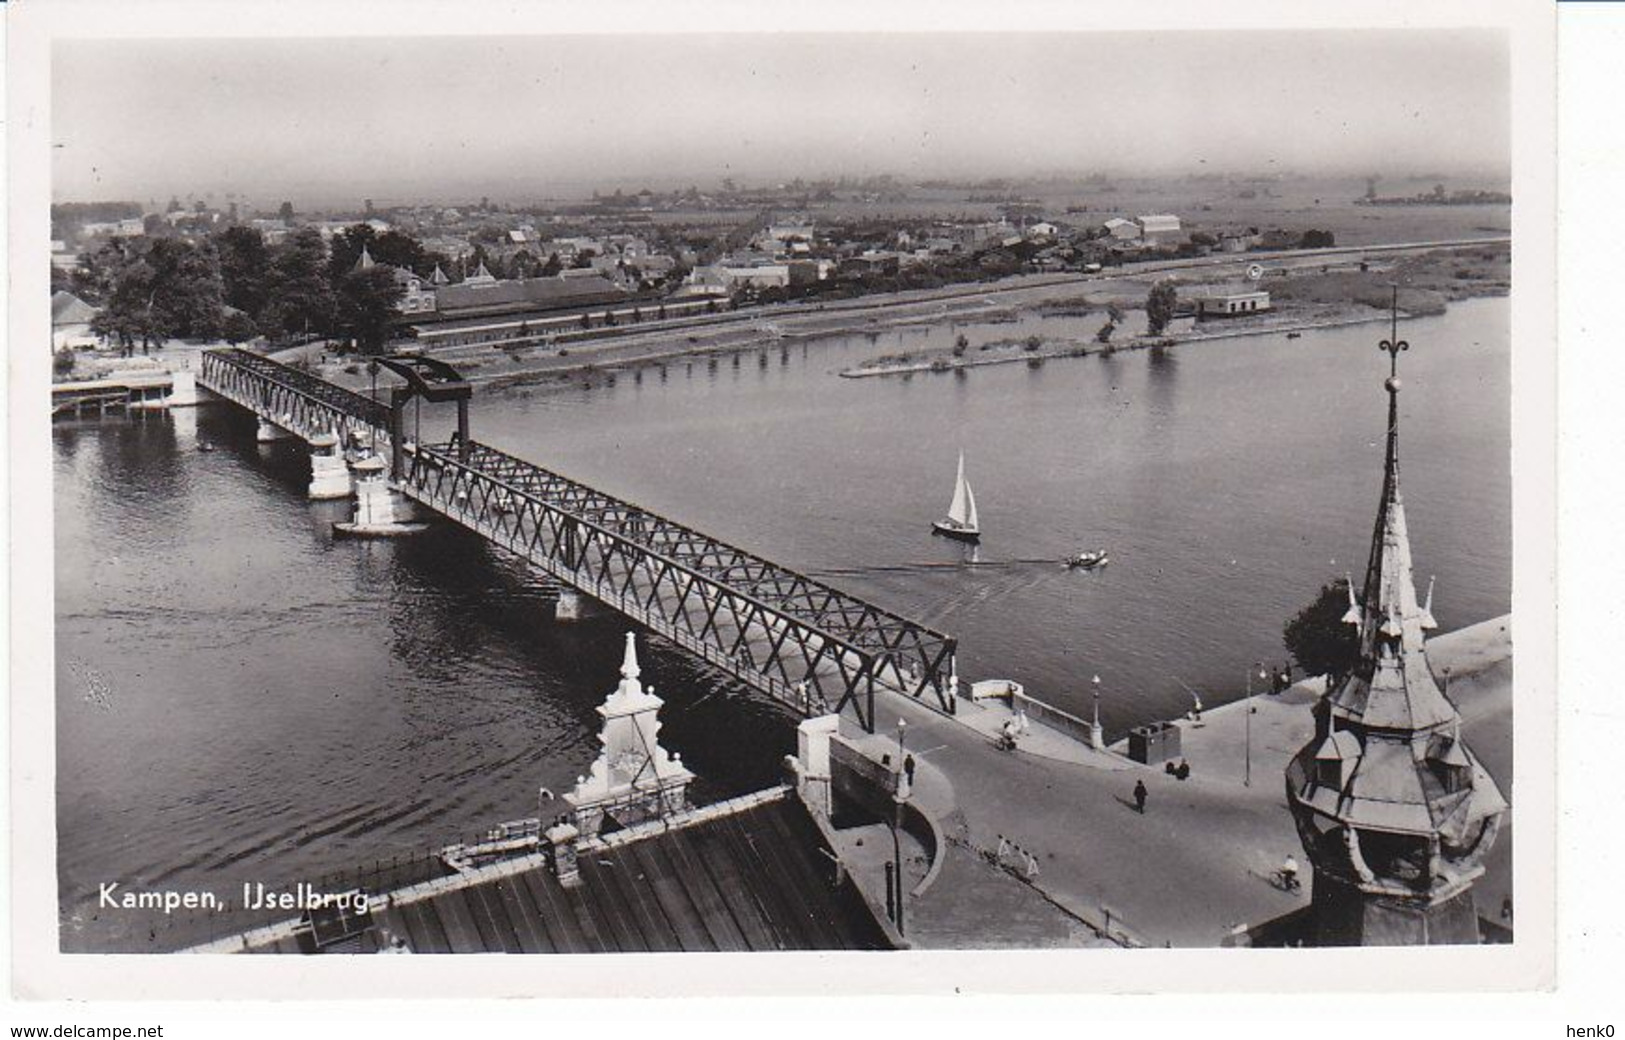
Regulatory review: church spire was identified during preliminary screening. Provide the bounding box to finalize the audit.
[1329,287,1456,733]
[1285,290,1507,945]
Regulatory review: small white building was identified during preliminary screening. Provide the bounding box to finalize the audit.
[1196,289,1271,318]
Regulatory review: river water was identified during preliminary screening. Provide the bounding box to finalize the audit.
[53,297,1509,950]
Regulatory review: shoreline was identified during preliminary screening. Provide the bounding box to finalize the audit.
[836,307,1425,379]
[292,237,1508,397]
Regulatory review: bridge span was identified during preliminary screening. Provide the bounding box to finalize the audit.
[198,348,959,731]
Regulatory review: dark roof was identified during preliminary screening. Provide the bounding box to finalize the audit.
[242,797,889,954]
[52,291,99,325]
[432,275,626,320]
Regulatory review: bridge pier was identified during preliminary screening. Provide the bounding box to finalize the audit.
[553,588,603,622]
[256,417,295,444]
[334,455,428,536]
[167,370,202,407]
[307,433,353,500]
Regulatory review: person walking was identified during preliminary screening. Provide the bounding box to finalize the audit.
[1133,779,1148,814]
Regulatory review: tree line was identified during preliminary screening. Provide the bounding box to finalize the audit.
[62,224,462,356]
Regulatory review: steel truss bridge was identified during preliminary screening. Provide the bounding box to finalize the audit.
[198,349,958,731]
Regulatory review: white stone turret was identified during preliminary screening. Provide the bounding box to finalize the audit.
[563,633,693,837]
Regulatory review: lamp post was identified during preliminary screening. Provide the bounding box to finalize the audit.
[1090,675,1104,751]
[890,715,909,939]
[1245,662,1266,787]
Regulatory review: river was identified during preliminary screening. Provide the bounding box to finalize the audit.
[53,296,1509,950]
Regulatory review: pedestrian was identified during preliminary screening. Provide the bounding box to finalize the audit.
[1133,779,1148,814]
[903,754,916,788]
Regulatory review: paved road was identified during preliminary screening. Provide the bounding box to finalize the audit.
[855,616,1513,948]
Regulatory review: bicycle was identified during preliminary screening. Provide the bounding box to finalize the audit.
[1269,868,1303,892]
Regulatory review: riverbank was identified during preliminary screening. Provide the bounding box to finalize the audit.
[838,242,1508,378]
[293,236,1510,397]
[836,305,1407,379]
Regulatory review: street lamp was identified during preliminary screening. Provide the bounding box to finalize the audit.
[1090,674,1104,751]
[1245,662,1266,787]
[890,717,909,939]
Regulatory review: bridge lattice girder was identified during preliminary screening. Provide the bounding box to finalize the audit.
[199,349,391,442]
[196,348,959,732]
[401,438,958,731]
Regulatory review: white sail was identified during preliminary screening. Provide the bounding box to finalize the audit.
[945,451,978,530]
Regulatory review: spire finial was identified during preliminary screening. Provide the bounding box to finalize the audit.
[620,632,640,680]
[1378,283,1408,384]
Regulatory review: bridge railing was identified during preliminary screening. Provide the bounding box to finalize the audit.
[399,438,957,731]
[199,349,391,441]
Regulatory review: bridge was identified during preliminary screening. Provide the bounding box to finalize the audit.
[197,348,959,731]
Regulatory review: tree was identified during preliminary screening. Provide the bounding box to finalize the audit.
[215,226,271,319]
[327,224,378,282]
[334,266,404,354]
[221,310,259,345]
[1283,578,1362,683]
[1146,279,1178,335]
[261,228,336,342]
[278,201,295,222]
[84,236,226,351]
[371,230,428,273]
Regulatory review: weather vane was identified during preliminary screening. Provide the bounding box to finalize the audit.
[1378,283,1408,379]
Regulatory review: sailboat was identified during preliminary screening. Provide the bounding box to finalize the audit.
[932,451,981,542]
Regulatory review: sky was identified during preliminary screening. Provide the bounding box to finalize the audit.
[51,30,1510,208]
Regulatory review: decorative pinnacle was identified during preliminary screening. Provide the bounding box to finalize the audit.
[1378,283,1408,382]
[620,632,641,680]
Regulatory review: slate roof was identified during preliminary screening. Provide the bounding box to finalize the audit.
[52,290,99,326]
[231,795,889,954]
[429,274,626,321]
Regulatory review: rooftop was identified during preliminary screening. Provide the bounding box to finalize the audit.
[207,792,890,954]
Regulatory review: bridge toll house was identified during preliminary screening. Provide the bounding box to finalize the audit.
[1284,314,1507,945]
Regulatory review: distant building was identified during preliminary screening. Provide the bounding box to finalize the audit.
[354,245,437,315]
[1103,217,1141,242]
[1196,289,1271,318]
[427,270,626,322]
[52,291,101,352]
[81,218,145,239]
[1136,214,1183,247]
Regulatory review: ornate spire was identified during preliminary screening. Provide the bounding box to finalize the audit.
[619,631,641,681]
[563,633,694,837]
[1328,288,1456,733]
[1285,292,1507,944]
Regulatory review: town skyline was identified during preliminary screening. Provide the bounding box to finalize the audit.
[53,30,1510,208]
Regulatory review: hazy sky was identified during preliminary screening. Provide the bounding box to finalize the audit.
[52,30,1509,207]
